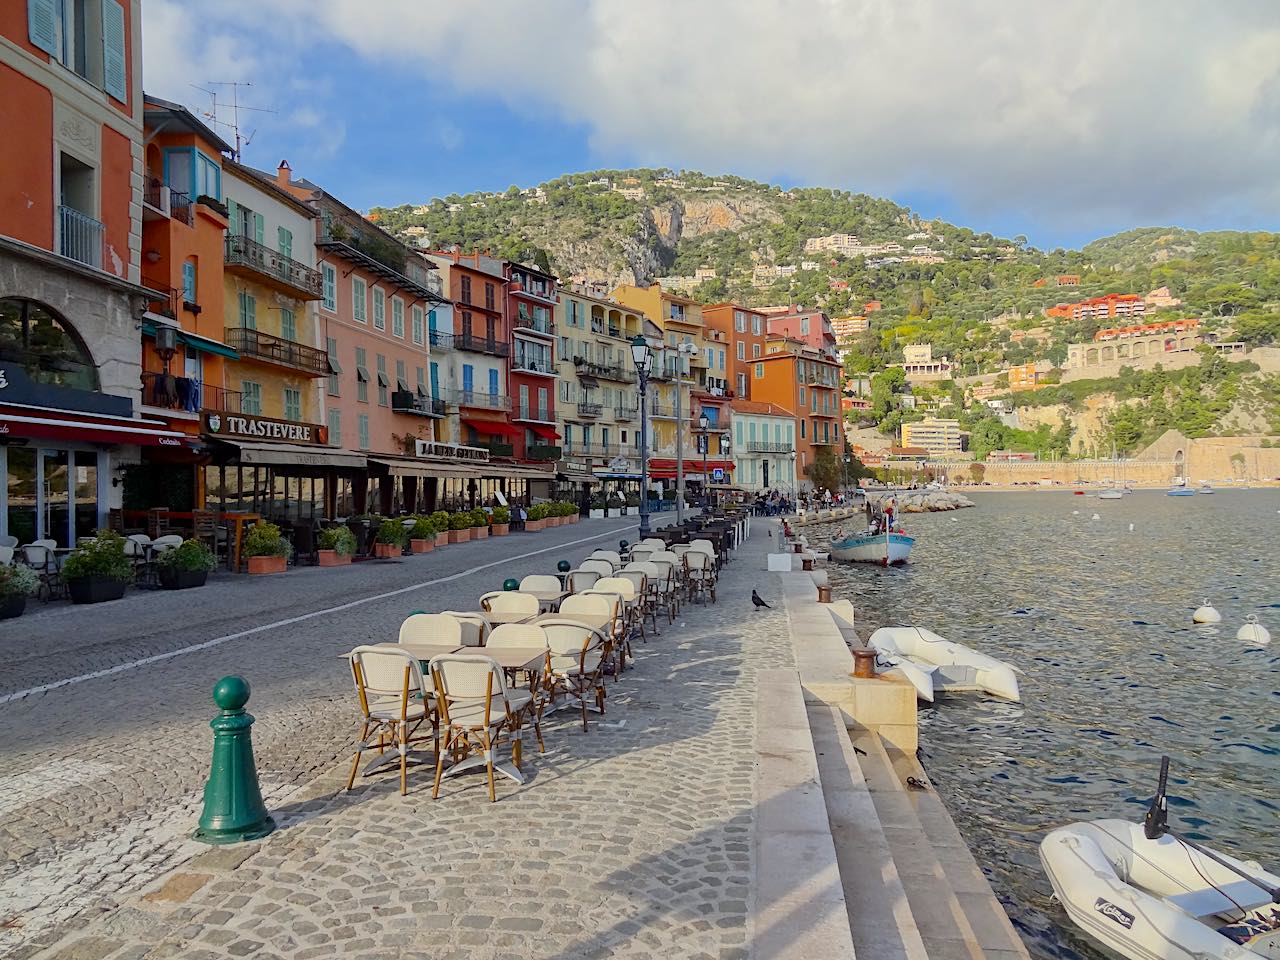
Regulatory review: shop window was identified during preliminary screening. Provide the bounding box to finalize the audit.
[0,297,98,391]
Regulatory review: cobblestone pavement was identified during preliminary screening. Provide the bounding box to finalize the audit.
[3,518,798,959]
[1,517,722,957]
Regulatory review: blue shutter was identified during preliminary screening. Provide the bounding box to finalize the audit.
[489,369,499,395]
[28,0,58,56]
[102,0,127,102]
[462,365,474,393]
[430,362,439,398]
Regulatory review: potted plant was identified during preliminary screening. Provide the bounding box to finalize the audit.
[375,518,407,558]
[244,521,292,575]
[318,526,356,566]
[606,492,624,518]
[490,505,511,536]
[471,508,490,539]
[447,511,473,543]
[155,538,215,589]
[563,501,580,523]
[62,530,132,603]
[408,515,436,554]
[589,492,606,520]
[431,511,452,548]
[0,563,38,619]
[624,492,640,516]
[526,503,548,532]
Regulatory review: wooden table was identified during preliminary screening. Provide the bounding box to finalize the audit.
[224,512,262,572]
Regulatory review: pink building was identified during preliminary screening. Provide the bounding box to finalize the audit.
[765,306,837,359]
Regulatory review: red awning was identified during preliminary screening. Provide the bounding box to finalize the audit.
[646,458,735,480]
[0,409,195,448]
[529,423,560,440]
[462,418,521,438]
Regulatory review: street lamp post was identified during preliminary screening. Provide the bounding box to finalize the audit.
[698,412,710,512]
[630,335,654,539]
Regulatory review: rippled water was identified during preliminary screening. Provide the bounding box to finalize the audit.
[821,490,1280,960]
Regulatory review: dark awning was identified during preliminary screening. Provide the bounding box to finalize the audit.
[208,438,367,469]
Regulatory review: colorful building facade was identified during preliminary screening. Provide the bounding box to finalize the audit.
[751,342,842,490]
[506,261,559,464]
[731,399,798,493]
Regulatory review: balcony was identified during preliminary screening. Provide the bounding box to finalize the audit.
[224,327,330,377]
[514,405,553,422]
[142,184,194,226]
[480,441,515,458]
[428,329,453,350]
[527,444,561,462]
[747,441,793,454]
[577,400,604,418]
[224,234,323,300]
[512,356,557,377]
[614,405,637,421]
[58,205,104,270]
[450,390,511,411]
[141,372,242,413]
[391,390,445,418]
[456,332,510,357]
[649,402,680,419]
[513,313,556,337]
[574,358,628,381]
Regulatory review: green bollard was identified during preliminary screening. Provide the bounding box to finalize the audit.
[557,560,571,573]
[194,676,276,845]
[503,578,519,591]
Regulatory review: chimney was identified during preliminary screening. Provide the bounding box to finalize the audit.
[276,160,292,186]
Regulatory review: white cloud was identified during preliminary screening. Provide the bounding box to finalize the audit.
[144,0,1280,239]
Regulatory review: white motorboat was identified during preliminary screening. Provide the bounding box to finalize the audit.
[1099,489,1125,500]
[1041,760,1280,960]
[831,530,914,565]
[1199,482,1217,495]
[868,626,1021,701]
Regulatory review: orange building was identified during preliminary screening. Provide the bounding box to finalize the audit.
[0,0,198,546]
[749,343,842,490]
[1006,363,1040,392]
[702,302,766,399]
[1046,293,1145,322]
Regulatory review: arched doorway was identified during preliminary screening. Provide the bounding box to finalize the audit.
[1173,448,1186,482]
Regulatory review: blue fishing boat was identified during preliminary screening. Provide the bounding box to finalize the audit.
[1166,487,1196,497]
[831,530,915,565]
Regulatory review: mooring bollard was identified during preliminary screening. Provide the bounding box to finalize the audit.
[802,557,814,571]
[816,584,832,603]
[852,648,877,679]
[194,676,275,845]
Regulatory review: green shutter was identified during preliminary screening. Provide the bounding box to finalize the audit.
[278,226,292,259]
[102,0,127,102]
[226,198,239,235]
[28,0,58,55]
[253,213,264,245]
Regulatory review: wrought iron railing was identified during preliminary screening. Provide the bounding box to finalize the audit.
[746,441,793,454]
[456,333,510,357]
[58,205,103,269]
[614,405,637,421]
[224,234,323,298]
[512,357,556,375]
[449,390,512,411]
[513,313,556,336]
[224,327,330,376]
[480,441,515,457]
[528,444,561,462]
[577,401,603,418]
[428,329,454,349]
[141,372,242,412]
[391,390,445,417]
[574,358,627,380]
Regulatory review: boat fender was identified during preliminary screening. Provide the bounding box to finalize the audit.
[1193,599,1222,624]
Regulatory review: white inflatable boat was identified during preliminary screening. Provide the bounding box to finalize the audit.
[868,626,1021,702]
[1041,819,1280,959]
[873,653,938,702]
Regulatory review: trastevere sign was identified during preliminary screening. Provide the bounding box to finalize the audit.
[202,411,328,445]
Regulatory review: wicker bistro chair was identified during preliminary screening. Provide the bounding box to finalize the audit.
[638,538,667,553]
[346,644,438,796]
[647,552,685,617]
[625,560,672,626]
[627,547,654,566]
[22,543,63,601]
[614,568,657,636]
[519,574,566,612]
[483,624,550,752]
[589,576,644,666]
[565,568,601,594]
[398,614,465,659]
[0,545,13,565]
[440,610,492,647]
[430,654,535,802]
[539,618,609,732]
[685,549,716,604]
[478,591,540,621]
[690,538,722,573]
[578,588,627,674]
[559,593,621,680]
[587,550,623,572]
[577,558,616,580]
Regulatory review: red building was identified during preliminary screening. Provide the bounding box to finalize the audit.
[702,302,767,399]
[765,305,838,359]
[505,260,560,464]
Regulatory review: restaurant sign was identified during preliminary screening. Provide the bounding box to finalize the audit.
[414,439,491,463]
[202,412,328,445]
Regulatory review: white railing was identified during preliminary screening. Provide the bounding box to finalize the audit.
[59,205,103,269]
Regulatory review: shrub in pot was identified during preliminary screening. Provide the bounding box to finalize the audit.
[431,511,452,547]
[490,505,511,536]
[525,503,549,532]
[589,492,606,519]
[447,511,473,543]
[155,538,215,589]
[318,526,356,566]
[62,530,132,602]
[470,508,490,539]
[408,515,436,554]
[375,518,407,558]
[0,562,39,619]
[244,521,292,575]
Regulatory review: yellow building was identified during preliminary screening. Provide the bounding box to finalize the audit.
[220,161,327,426]
[902,418,962,457]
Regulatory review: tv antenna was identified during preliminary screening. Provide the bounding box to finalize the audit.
[190,81,277,162]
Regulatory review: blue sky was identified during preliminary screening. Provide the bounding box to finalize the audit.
[144,0,1280,252]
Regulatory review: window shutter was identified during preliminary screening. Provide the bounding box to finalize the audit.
[226,199,238,235]
[278,226,292,259]
[101,0,127,102]
[253,213,264,245]
[27,0,59,56]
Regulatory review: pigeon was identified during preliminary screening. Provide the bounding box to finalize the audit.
[751,590,772,610]
[853,745,868,756]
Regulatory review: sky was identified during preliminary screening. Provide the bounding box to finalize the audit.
[142,0,1280,251]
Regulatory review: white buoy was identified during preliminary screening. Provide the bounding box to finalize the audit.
[1192,599,1222,624]
[1072,510,1079,515]
[1236,615,1271,645]
[1128,523,1135,532]
[1091,513,1100,520]
[949,516,958,522]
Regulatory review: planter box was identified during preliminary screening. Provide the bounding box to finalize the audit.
[374,542,402,559]
[409,538,435,554]
[318,550,351,566]
[247,555,287,575]
[625,507,639,516]
[67,575,129,603]
[589,509,605,519]
[546,516,559,527]
[490,523,509,536]
[158,568,208,590]
[435,532,449,547]
[0,596,26,620]
[448,528,472,544]
[606,508,622,518]
[526,518,545,532]
[472,526,489,539]
[570,513,580,523]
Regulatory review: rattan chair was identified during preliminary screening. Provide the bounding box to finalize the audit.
[346,644,438,796]
[539,618,608,732]
[478,591,540,620]
[439,610,492,647]
[565,568,601,593]
[685,549,715,604]
[483,624,549,752]
[398,614,465,658]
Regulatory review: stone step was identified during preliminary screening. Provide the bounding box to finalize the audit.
[807,702,929,960]
[852,728,1025,960]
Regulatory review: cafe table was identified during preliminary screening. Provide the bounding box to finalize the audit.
[523,588,568,612]
[472,609,538,625]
